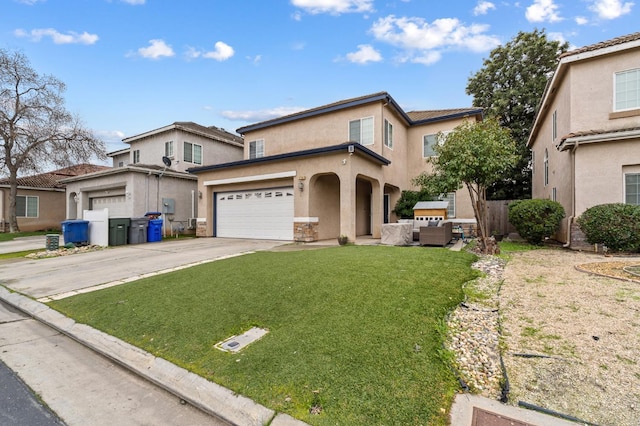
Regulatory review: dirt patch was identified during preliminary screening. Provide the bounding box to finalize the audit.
[500,248,640,425]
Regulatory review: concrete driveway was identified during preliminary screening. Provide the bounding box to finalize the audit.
[0,238,285,299]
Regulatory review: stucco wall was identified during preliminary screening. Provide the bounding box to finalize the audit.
[126,128,242,173]
[574,137,640,216]
[0,188,65,232]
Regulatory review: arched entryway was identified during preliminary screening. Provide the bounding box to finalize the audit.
[309,173,341,240]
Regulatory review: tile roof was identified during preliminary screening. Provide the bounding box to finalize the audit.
[123,121,244,146]
[561,126,640,141]
[236,92,482,134]
[560,31,640,58]
[0,164,111,189]
[406,108,482,122]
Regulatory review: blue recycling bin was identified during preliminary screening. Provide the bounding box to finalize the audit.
[147,219,163,242]
[61,219,89,246]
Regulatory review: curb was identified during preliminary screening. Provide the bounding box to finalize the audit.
[0,286,307,426]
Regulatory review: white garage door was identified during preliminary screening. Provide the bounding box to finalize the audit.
[216,187,294,240]
[91,195,128,218]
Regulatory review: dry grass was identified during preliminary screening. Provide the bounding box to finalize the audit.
[500,248,640,426]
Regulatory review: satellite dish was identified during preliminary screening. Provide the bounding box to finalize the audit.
[162,156,172,167]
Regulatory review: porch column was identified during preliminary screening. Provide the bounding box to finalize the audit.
[370,180,383,238]
[339,175,357,242]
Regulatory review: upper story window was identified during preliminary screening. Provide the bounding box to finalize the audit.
[552,110,557,141]
[384,119,393,149]
[118,161,124,167]
[133,149,140,164]
[423,131,450,157]
[625,173,640,205]
[16,195,38,218]
[165,141,174,158]
[184,141,202,165]
[349,117,373,146]
[615,68,640,111]
[249,139,264,159]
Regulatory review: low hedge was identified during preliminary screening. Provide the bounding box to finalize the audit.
[508,199,565,245]
[577,203,640,252]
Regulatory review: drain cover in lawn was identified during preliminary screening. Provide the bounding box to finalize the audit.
[214,327,269,353]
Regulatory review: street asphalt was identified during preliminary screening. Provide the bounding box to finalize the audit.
[0,235,582,425]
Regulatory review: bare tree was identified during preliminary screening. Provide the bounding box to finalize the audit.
[0,49,106,232]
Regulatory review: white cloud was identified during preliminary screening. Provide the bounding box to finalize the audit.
[221,106,307,122]
[137,39,174,59]
[589,0,633,19]
[15,0,44,4]
[189,42,235,61]
[369,15,500,65]
[345,44,382,64]
[246,54,262,65]
[525,0,563,23]
[14,28,99,44]
[473,1,496,15]
[291,0,374,15]
[121,0,145,4]
[203,41,235,61]
[575,16,589,24]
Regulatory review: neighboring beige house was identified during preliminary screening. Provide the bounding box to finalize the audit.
[62,122,244,233]
[189,92,483,242]
[528,32,640,246]
[0,164,110,232]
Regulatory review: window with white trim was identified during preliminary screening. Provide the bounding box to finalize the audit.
[423,131,450,157]
[16,195,38,218]
[625,173,640,205]
[133,149,140,164]
[165,141,174,158]
[249,139,264,159]
[349,117,374,146]
[384,119,393,148]
[552,110,557,141]
[184,141,202,165]
[544,148,549,187]
[615,68,640,111]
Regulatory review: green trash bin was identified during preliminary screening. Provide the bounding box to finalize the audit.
[45,234,60,251]
[109,218,131,246]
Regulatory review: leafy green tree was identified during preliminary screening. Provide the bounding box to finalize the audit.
[466,29,569,200]
[413,119,517,254]
[0,49,106,232]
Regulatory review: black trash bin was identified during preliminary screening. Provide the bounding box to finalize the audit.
[129,217,150,244]
[109,218,131,246]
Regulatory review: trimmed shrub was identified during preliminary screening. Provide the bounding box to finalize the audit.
[508,199,565,245]
[577,203,640,252]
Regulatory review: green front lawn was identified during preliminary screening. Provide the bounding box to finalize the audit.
[49,245,479,425]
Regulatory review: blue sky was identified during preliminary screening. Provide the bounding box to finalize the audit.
[2,0,638,154]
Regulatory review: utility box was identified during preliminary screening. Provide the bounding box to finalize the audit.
[109,218,131,246]
[45,234,60,251]
[61,219,89,246]
[129,217,149,244]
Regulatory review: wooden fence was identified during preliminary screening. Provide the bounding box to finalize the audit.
[486,200,517,237]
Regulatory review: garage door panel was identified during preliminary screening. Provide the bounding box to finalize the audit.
[91,195,127,218]
[216,188,294,240]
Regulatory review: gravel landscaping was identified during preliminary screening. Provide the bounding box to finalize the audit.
[449,247,640,426]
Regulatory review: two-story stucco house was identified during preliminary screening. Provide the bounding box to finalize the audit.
[528,32,640,247]
[189,92,483,242]
[62,122,243,233]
